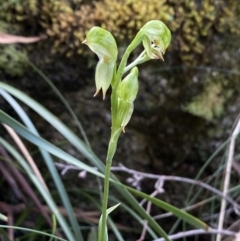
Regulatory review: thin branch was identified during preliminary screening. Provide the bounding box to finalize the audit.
[216,117,240,241]
[55,162,97,176]
[153,228,236,241]
[111,164,240,213]
[56,162,240,213]
[0,33,46,44]
[138,179,165,241]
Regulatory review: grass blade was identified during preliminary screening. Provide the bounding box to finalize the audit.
[0,110,171,240]
[0,138,75,241]
[0,88,83,241]
[98,203,120,241]
[125,185,209,231]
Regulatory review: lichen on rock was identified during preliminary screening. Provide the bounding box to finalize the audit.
[0,0,239,64]
[185,76,233,121]
[0,21,28,76]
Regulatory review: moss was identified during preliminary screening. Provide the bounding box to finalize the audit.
[185,77,233,121]
[0,45,28,77]
[92,0,174,40]
[0,21,28,76]
[0,0,81,56]
[91,0,240,65]
[0,0,239,63]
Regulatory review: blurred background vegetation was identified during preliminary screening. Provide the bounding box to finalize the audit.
[1,0,239,163]
[0,0,240,240]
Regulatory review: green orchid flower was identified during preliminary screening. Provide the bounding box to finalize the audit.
[140,20,171,60]
[82,26,118,99]
[82,21,172,241]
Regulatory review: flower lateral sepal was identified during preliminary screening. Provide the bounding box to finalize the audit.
[95,60,115,99]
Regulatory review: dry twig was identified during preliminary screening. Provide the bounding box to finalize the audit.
[0,33,46,44]
[217,116,240,241]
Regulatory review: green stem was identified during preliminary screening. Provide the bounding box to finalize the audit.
[100,129,121,241]
[124,50,150,74]
[100,29,144,241]
[115,31,144,87]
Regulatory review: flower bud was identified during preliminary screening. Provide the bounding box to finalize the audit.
[116,67,139,102]
[140,20,171,60]
[82,27,118,99]
[116,101,133,133]
[115,67,139,132]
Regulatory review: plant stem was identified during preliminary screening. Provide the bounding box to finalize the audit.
[100,129,121,241]
[124,50,150,74]
[115,31,143,86]
[100,30,144,241]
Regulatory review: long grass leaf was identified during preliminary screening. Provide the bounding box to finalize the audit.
[0,110,171,240]
[0,225,67,241]
[0,138,75,241]
[0,88,83,241]
[79,190,125,241]
[0,110,102,177]
[26,61,91,147]
[125,185,209,231]
[2,109,207,238]
[98,203,120,241]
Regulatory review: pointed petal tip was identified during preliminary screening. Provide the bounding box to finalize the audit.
[102,90,107,100]
[161,53,165,61]
[93,90,99,97]
[159,54,164,61]
[82,39,87,44]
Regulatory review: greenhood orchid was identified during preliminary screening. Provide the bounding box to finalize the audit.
[140,20,171,60]
[82,26,118,99]
[82,21,171,241]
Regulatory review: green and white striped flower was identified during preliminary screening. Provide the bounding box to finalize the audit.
[140,20,171,60]
[82,26,118,99]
